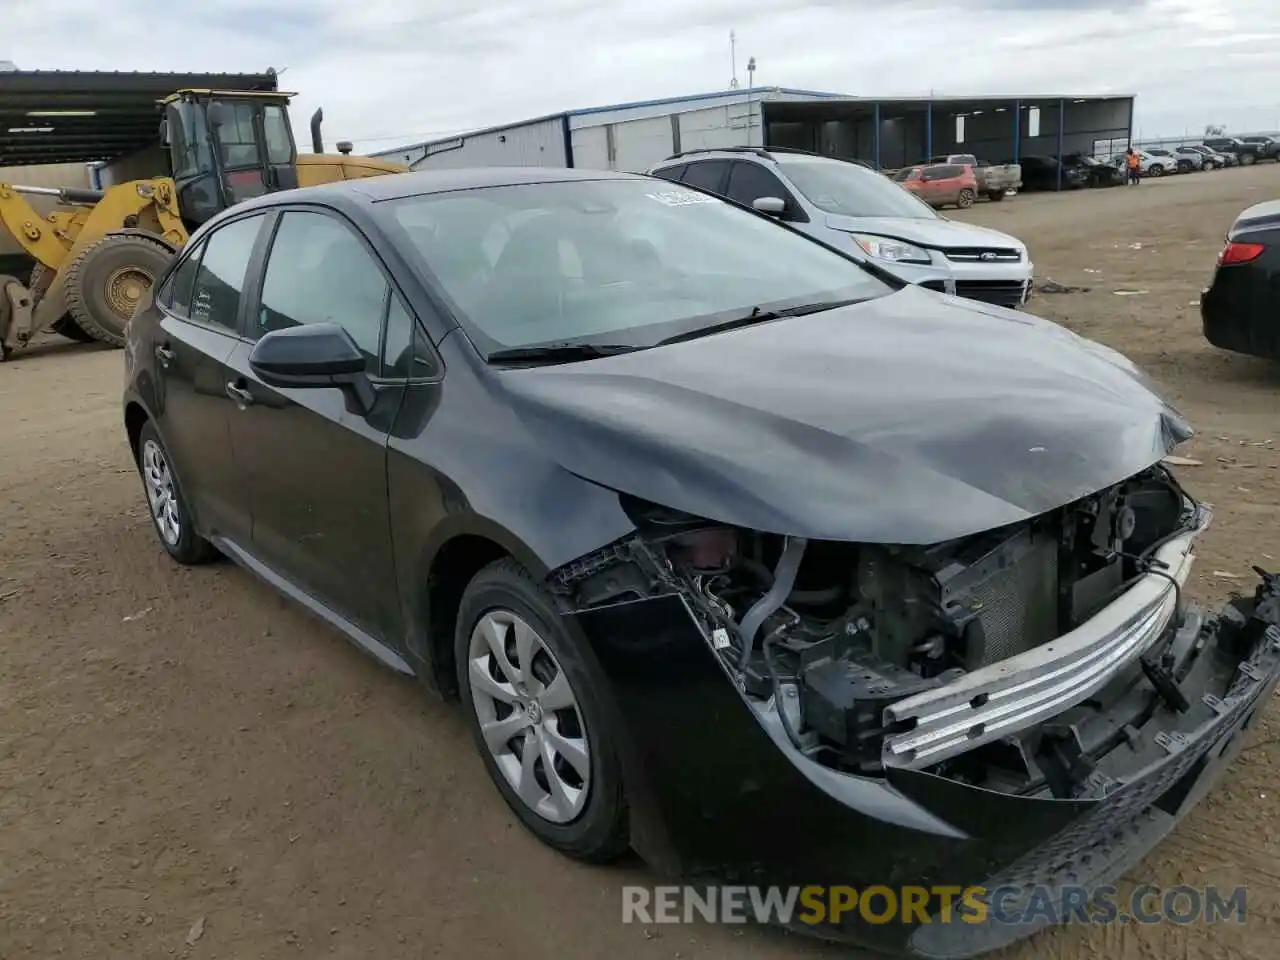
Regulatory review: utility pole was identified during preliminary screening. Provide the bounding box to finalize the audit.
[729,31,738,88]
[747,56,757,145]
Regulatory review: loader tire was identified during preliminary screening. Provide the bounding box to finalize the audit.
[31,264,96,344]
[64,234,174,347]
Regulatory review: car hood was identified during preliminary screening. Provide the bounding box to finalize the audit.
[823,214,1026,252]
[495,286,1192,545]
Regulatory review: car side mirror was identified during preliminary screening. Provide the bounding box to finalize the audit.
[752,196,786,216]
[248,322,375,411]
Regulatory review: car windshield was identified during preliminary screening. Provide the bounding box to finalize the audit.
[772,155,940,219]
[382,178,891,354]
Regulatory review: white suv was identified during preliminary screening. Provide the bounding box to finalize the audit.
[647,147,1034,309]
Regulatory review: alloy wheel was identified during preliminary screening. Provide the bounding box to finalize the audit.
[142,438,181,546]
[466,609,591,824]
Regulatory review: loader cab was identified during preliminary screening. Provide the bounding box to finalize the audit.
[160,89,300,229]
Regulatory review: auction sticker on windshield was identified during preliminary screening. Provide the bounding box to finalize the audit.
[646,189,718,206]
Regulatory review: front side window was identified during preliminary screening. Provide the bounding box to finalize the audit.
[384,178,890,354]
[774,155,939,219]
[256,210,389,372]
[189,215,266,331]
[725,161,793,210]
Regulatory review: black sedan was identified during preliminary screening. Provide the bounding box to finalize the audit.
[123,168,1280,957]
[1202,199,1280,359]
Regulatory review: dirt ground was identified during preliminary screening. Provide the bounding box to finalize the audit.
[2,166,1279,960]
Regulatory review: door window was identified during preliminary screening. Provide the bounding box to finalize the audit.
[189,215,267,331]
[680,160,729,193]
[262,105,294,165]
[255,210,389,373]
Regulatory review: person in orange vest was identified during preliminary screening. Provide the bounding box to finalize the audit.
[1125,148,1142,185]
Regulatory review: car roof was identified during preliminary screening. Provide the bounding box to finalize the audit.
[229,166,648,213]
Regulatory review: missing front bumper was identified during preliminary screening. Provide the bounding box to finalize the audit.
[883,507,1209,770]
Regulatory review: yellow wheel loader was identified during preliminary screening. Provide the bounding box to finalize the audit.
[0,89,407,359]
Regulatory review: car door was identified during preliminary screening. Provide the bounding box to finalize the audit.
[919,165,955,205]
[723,160,807,221]
[149,213,271,544]
[221,206,408,639]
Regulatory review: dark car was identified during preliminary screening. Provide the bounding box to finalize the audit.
[1202,199,1280,359]
[122,168,1280,957]
[1204,136,1267,165]
[1238,135,1280,160]
[1012,155,1089,190]
[1061,152,1124,187]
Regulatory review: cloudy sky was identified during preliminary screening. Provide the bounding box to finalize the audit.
[8,0,1280,152]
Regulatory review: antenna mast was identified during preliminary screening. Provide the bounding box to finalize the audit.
[729,30,739,88]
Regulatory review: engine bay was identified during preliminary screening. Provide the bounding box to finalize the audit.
[552,464,1203,795]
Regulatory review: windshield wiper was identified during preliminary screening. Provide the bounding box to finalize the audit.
[486,342,640,365]
[657,297,869,346]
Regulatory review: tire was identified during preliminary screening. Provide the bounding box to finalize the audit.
[64,234,175,347]
[1148,164,1164,177]
[1177,160,1193,173]
[135,420,219,565]
[456,558,629,863]
[956,188,976,209]
[1241,152,1256,166]
[30,263,95,343]
[52,316,97,343]
[986,189,1006,202]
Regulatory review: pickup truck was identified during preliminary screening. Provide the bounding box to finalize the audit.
[928,153,1021,200]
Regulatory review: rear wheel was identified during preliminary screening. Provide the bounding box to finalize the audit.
[135,421,218,565]
[456,559,629,863]
[986,189,1006,202]
[64,234,175,347]
[956,188,976,209]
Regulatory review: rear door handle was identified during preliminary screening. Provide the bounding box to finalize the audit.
[225,381,254,407]
[155,344,176,368]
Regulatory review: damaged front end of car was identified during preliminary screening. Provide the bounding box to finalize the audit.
[548,462,1280,957]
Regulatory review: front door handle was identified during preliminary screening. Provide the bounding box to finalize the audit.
[155,344,176,368]
[225,381,254,407]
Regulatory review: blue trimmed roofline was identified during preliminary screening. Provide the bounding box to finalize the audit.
[567,86,848,117]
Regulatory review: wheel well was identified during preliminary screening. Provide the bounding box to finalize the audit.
[426,535,510,697]
[124,402,149,462]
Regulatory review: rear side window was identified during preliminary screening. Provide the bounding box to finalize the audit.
[255,210,389,373]
[189,215,266,331]
[160,238,205,316]
[650,164,686,182]
[681,160,729,193]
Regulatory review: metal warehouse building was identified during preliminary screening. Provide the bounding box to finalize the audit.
[373,87,1135,185]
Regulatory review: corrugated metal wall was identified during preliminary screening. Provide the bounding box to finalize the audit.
[0,162,91,261]
[413,116,568,170]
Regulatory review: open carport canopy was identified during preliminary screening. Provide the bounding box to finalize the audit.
[0,69,279,166]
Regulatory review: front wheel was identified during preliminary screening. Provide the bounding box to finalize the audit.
[1240,152,1256,166]
[956,188,976,208]
[1148,164,1165,177]
[986,189,1006,202]
[456,559,629,863]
